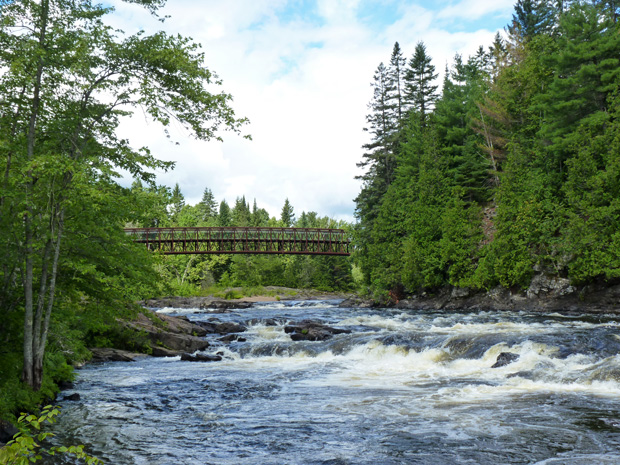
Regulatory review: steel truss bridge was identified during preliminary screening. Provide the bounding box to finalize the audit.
[125,227,351,256]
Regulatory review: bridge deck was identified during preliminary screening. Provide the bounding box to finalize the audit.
[125,227,351,256]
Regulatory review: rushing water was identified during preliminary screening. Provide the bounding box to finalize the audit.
[49,300,620,464]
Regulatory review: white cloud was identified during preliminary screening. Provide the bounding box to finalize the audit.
[108,1,513,221]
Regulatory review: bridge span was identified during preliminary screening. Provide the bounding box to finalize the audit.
[125,227,351,256]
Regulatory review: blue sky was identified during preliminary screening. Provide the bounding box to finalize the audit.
[109,0,516,221]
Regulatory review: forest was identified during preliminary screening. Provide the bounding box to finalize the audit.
[354,0,620,299]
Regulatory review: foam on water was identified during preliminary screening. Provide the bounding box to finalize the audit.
[48,302,620,465]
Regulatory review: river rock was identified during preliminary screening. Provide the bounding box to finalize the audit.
[492,352,520,368]
[124,311,210,353]
[218,334,247,343]
[195,319,247,335]
[62,393,81,401]
[90,348,142,362]
[203,300,253,310]
[151,346,184,357]
[180,353,222,362]
[284,320,351,341]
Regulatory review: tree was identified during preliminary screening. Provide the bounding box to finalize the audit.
[0,0,246,389]
[169,183,185,223]
[507,0,555,43]
[232,196,251,226]
[218,200,232,227]
[197,187,218,223]
[537,2,620,174]
[388,42,407,124]
[403,41,438,126]
[280,198,295,227]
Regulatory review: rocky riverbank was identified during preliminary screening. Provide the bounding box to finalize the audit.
[341,277,620,314]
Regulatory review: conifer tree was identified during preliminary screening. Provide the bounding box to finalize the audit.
[218,200,232,227]
[403,42,438,126]
[170,183,185,223]
[232,196,251,226]
[508,0,555,43]
[388,42,407,124]
[198,187,218,222]
[281,198,295,227]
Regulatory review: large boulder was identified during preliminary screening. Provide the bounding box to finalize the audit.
[123,311,210,353]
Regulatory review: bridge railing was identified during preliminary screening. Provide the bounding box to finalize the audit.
[125,227,351,256]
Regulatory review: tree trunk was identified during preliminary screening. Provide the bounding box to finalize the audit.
[21,0,50,390]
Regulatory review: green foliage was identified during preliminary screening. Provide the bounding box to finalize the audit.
[0,406,103,465]
[353,1,620,297]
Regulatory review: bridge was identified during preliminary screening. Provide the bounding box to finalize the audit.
[125,227,351,256]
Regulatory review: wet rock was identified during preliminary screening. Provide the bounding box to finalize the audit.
[195,320,247,335]
[339,297,374,308]
[62,393,81,401]
[218,334,247,343]
[152,331,210,353]
[89,348,142,362]
[203,300,253,310]
[180,353,222,362]
[284,320,351,342]
[492,352,520,368]
[151,346,184,357]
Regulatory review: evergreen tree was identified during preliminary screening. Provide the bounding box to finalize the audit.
[169,183,185,223]
[403,41,438,126]
[537,2,620,176]
[508,0,555,43]
[388,42,407,124]
[232,196,251,226]
[198,187,218,223]
[218,200,232,227]
[434,54,491,203]
[281,198,295,227]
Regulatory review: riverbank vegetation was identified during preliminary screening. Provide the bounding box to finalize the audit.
[354,0,620,300]
[0,0,354,427]
[0,0,251,424]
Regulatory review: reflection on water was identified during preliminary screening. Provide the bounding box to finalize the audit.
[50,301,620,464]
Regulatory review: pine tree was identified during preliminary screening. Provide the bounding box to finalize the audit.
[537,2,620,175]
[508,0,555,43]
[170,183,185,223]
[281,198,295,227]
[434,54,491,203]
[403,41,438,126]
[232,196,251,226]
[218,200,232,227]
[198,187,218,222]
[388,42,407,124]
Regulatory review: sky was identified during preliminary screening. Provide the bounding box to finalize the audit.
[108,0,516,222]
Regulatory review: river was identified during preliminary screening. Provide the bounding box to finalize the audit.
[49,300,620,464]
